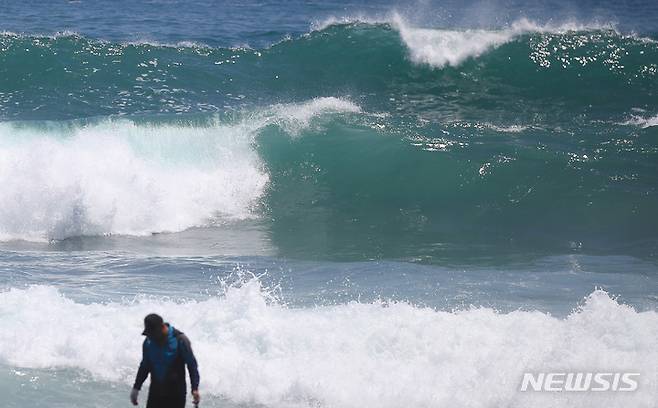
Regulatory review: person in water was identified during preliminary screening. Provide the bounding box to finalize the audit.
[130,314,201,407]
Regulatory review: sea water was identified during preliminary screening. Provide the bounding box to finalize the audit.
[1,1,657,407]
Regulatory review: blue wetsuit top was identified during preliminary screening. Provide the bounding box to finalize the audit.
[133,324,200,396]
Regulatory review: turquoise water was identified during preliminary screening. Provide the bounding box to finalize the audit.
[1,1,658,407]
[1,25,657,260]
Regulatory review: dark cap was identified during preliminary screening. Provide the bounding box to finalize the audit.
[142,313,164,336]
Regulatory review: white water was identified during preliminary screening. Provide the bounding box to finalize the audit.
[316,14,615,68]
[0,97,359,242]
[391,15,614,68]
[0,282,656,408]
[624,114,658,128]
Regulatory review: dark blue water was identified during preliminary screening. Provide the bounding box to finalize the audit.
[2,0,658,46]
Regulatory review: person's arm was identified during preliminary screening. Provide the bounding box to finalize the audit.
[134,341,151,390]
[179,334,200,402]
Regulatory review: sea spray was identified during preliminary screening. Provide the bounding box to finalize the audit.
[0,282,656,407]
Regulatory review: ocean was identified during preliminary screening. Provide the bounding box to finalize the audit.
[0,1,657,407]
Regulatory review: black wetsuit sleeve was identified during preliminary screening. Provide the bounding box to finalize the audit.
[133,341,150,390]
[179,334,200,391]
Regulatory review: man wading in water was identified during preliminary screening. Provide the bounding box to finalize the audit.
[130,314,201,407]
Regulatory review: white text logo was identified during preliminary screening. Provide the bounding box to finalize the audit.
[520,372,640,392]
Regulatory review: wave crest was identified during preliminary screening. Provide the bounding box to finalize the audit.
[391,14,617,67]
[0,97,359,242]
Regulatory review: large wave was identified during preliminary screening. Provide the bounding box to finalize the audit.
[0,20,655,120]
[1,21,657,258]
[1,99,657,258]
[317,14,618,68]
[0,282,656,407]
[0,98,359,242]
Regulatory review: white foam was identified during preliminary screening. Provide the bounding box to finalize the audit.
[623,114,658,128]
[486,124,531,133]
[0,120,267,242]
[0,283,655,407]
[391,15,613,68]
[314,14,615,68]
[0,30,82,41]
[268,97,361,136]
[311,14,389,32]
[0,97,359,242]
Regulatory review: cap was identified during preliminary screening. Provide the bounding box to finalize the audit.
[142,313,164,336]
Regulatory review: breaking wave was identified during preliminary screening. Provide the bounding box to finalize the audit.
[389,14,615,67]
[0,20,656,258]
[0,98,359,241]
[0,282,656,407]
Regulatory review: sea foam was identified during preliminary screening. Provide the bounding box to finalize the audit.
[315,14,616,68]
[391,15,614,68]
[0,282,656,408]
[623,114,658,128]
[0,97,359,242]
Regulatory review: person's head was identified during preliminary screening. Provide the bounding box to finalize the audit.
[142,313,167,343]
